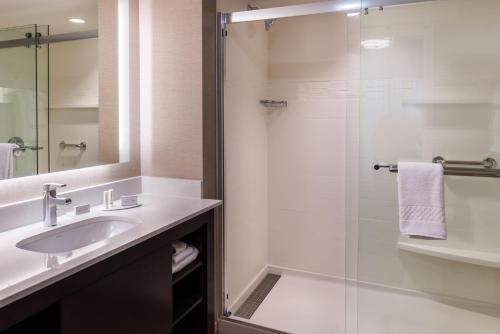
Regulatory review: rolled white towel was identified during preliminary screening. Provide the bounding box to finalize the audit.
[172,241,187,254]
[172,248,199,274]
[173,246,195,264]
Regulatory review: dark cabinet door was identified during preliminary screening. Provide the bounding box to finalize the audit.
[61,246,172,334]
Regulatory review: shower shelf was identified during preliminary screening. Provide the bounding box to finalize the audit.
[398,241,500,269]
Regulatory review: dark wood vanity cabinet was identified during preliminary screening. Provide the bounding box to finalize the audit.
[60,245,173,334]
[0,210,215,334]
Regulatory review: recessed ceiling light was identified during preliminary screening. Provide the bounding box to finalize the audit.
[347,12,360,17]
[361,39,391,50]
[69,18,86,24]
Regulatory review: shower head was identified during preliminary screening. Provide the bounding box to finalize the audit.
[247,4,277,32]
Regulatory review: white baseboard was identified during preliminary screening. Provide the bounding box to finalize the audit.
[267,264,345,284]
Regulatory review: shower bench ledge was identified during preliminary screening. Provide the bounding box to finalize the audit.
[398,241,500,269]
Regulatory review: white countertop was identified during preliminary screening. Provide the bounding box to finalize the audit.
[0,193,221,309]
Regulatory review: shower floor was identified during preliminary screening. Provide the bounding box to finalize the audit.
[232,273,346,334]
[229,269,500,334]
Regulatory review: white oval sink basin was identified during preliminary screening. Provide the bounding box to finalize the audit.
[17,216,140,254]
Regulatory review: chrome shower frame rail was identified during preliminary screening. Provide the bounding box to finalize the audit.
[0,30,98,50]
[374,156,500,178]
[226,0,435,24]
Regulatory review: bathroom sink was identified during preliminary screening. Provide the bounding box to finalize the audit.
[17,216,140,254]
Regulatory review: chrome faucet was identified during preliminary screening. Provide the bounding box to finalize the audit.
[43,183,72,227]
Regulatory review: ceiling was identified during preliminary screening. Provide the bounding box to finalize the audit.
[0,0,98,35]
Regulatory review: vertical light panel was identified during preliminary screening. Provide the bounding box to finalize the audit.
[139,0,153,173]
[118,0,130,162]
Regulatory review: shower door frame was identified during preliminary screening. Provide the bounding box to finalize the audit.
[214,1,435,333]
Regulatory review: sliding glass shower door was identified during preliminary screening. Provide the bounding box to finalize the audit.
[0,25,49,178]
[218,1,500,333]
[219,1,357,333]
[351,0,500,333]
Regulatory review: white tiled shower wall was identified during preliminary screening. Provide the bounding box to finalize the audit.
[266,13,347,277]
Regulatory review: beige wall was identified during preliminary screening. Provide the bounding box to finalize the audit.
[139,0,203,180]
[0,0,140,206]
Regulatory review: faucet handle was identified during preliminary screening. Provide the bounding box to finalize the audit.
[43,183,67,192]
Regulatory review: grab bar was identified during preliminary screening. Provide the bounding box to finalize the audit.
[374,156,500,178]
[59,141,87,151]
[260,100,288,108]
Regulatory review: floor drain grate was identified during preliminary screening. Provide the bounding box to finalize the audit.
[234,274,281,319]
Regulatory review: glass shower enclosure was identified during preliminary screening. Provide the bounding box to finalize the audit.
[218,2,361,333]
[218,0,500,333]
[0,25,49,178]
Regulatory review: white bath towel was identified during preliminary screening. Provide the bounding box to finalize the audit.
[172,248,199,274]
[173,246,195,264]
[397,162,446,239]
[0,143,17,180]
[172,241,187,254]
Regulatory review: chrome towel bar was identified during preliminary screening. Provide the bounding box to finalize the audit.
[374,156,500,178]
[7,136,43,153]
[13,145,43,152]
[59,141,87,151]
[260,100,288,108]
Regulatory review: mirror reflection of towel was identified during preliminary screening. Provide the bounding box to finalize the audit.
[0,144,18,179]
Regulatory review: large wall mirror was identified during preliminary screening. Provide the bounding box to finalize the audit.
[0,0,130,180]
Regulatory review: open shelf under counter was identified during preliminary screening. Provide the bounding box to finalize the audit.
[398,240,500,269]
[173,259,202,285]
